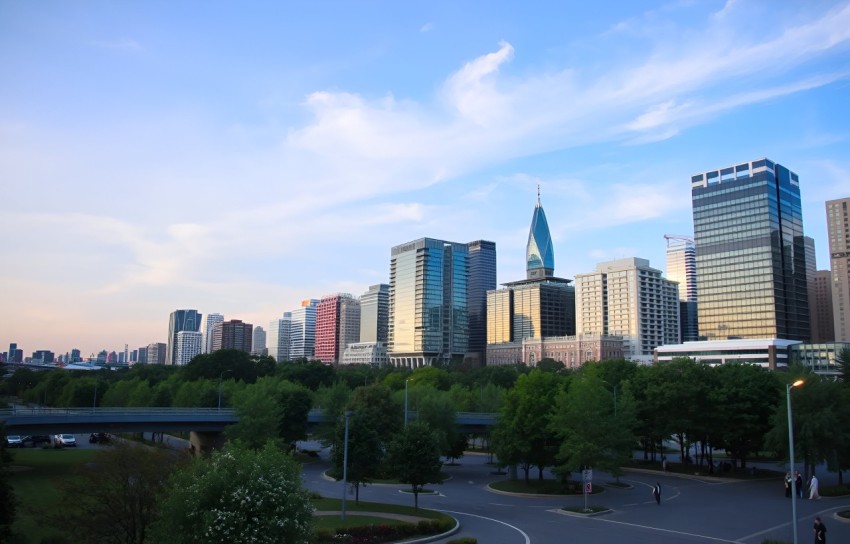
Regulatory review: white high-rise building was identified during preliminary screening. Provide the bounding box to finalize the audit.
[175,331,203,365]
[290,300,319,360]
[268,313,292,362]
[665,236,698,342]
[204,313,224,354]
[576,258,679,362]
[252,326,267,356]
[360,284,389,343]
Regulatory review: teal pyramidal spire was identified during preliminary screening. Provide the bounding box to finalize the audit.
[526,186,554,280]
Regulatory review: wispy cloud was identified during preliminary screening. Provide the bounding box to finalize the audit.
[91,38,143,51]
[420,22,434,33]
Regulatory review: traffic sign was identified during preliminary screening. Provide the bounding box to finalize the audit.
[585,482,592,493]
[582,468,593,482]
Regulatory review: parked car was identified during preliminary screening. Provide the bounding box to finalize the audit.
[22,435,52,447]
[5,435,23,448]
[54,434,77,447]
[89,433,110,444]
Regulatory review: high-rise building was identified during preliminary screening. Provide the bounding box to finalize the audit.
[388,238,469,368]
[467,240,497,364]
[252,326,267,356]
[576,258,680,362]
[315,293,360,364]
[290,300,319,360]
[8,343,17,364]
[146,342,167,365]
[268,313,292,362]
[70,348,81,363]
[827,198,850,341]
[176,331,203,365]
[204,313,224,354]
[692,158,809,341]
[526,187,554,280]
[166,309,203,365]
[137,346,148,364]
[211,319,253,353]
[665,235,699,342]
[811,270,835,343]
[360,284,389,343]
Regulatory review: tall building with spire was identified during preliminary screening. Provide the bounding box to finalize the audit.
[526,185,555,280]
[487,189,583,366]
[166,309,202,366]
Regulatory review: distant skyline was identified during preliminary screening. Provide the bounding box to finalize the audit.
[2,1,850,356]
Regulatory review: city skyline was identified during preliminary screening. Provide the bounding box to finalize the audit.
[2,1,850,356]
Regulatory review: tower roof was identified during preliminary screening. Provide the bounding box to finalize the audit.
[526,186,554,279]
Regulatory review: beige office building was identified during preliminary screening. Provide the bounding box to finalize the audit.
[827,198,850,341]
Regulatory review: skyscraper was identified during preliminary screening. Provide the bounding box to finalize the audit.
[827,198,850,341]
[576,258,679,362]
[268,312,292,362]
[315,293,360,364]
[175,331,203,365]
[811,270,835,343]
[692,158,809,341]
[526,187,554,280]
[665,235,698,342]
[360,284,389,343]
[146,342,166,365]
[211,319,253,353]
[290,299,319,360]
[204,313,224,354]
[166,309,202,365]
[252,326,266,356]
[467,240,497,364]
[388,238,469,368]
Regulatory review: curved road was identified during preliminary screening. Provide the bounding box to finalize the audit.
[300,452,850,543]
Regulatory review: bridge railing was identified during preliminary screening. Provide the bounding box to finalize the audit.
[0,407,237,418]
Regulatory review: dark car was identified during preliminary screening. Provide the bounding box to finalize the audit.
[89,433,110,444]
[23,435,53,447]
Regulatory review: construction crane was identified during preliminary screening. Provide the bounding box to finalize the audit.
[664,234,694,247]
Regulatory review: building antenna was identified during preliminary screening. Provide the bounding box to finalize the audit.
[537,184,541,207]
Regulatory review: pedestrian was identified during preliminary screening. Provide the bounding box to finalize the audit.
[809,474,820,500]
[785,472,792,498]
[813,516,826,543]
[652,483,661,505]
[796,472,804,499]
[662,457,668,472]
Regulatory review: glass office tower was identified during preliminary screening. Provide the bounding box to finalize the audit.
[166,309,202,365]
[665,236,698,342]
[388,238,469,368]
[691,158,809,341]
[467,240,497,363]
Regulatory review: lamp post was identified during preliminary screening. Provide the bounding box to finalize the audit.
[787,379,804,544]
[341,411,351,521]
[603,380,618,418]
[218,370,232,410]
[404,378,410,426]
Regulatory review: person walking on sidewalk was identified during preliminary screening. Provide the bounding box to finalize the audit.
[796,471,804,499]
[809,474,820,500]
[813,516,826,543]
[652,483,661,505]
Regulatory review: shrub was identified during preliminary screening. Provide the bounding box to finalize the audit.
[448,538,478,544]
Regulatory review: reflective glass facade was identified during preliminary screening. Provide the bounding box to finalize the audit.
[388,238,469,367]
[486,280,575,344]
[467,240,497,360]
[359,284,389,343]
[527,200,554,280]
[666,238,699,341]
[166,309,202,366]
[692,158,809,341]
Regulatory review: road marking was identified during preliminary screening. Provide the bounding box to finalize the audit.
[437,509,531,544]
[591,518,736,543]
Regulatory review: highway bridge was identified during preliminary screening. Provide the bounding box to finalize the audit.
[0,407,497,436]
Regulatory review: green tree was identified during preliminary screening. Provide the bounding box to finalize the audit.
[550,364,637,481]
[150,443,314,544]
[277,360,335,390]
[837,348,850,385]
[0,424,16,543]
[181,350,274,384]
[329,412,383,502]
[50,442,186,544]
[416,390,459,457]
[387,421,444,509]
[491,370,561,483]
[347,384,403,444]
[227,378,313,448]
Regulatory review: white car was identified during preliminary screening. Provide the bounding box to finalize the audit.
[54,434,77,447]
[5,435,23,448]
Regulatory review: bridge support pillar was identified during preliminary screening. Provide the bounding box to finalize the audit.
[189,431,226,456]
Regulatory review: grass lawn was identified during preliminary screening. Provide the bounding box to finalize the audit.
[628,459,782,480]
[311,498,449,520]
[8,447,98,541]
[489,478,596,495]
[314,515,411,530]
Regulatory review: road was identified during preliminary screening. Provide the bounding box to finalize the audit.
[300,450,850,544]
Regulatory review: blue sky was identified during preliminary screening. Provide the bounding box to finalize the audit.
[2,0,850,358]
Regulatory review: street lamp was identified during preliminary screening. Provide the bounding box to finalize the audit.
[787,379,804,544]
[404,378,411,426]
[602,380,618,418]
[218,370,232,410]
[341,411,351,521]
